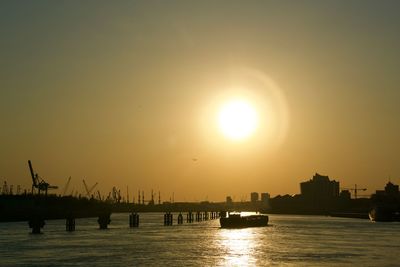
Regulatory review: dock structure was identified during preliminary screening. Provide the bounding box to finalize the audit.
[160,211,219,226]
[0,194,113,233]
[129,212,139,227]
[2,191,263,234]
[164,212,173,226]
[1,193,227,233]
[27,209,221,233]
[66,217,76,232]
[15,201,221,233]
[98,213,111,229]
[187,212,194,223]
[28,215,45,234]
[177,213,183,224]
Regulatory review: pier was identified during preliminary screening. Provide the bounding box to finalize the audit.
[0,194,225,233]
[24,211,220,234]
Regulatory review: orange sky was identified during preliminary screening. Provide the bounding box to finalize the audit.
[1,1,400,201]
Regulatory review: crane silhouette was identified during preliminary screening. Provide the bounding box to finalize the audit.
[342,184,367,199]
[62,176,72,196]
[28,160,58,195]
[82,179,98,198]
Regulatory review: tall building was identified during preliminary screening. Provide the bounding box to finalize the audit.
[300,173,340,200]
[250,192,259,202]
[375,181,400,197]
[261,193,270,203]
[385,182,399,196]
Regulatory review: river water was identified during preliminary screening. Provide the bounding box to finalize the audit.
[0,213,399,266]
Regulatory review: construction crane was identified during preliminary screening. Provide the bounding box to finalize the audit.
[126,185,129,203]
[147,189,155,205]
[2,181,8,195]
[62,176,72,196]
[97,190,102,201]
[28,160,58,195]
[16,185,21,195]
[342,184,367,199]
[111,187,122,203]
[82,179,98,198]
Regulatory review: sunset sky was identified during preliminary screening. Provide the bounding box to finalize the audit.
[1,1,399,201]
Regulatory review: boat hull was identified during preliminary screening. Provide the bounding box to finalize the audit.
[369,206,400,222]
[220,215,269,228]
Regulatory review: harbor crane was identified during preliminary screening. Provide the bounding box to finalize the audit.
[342,184,367,199]
[97,190,102,201]
[62,176,72,196]
[28,160,58,195]
[112,187,122,203]
[2,181,8,195]
[82,179,98,198]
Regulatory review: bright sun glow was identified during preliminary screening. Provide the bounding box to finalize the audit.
[218,99,258,140]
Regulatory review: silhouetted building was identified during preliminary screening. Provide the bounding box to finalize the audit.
[371,182,400,213]
[250,192,259,203]
[261,193,270,203]
[226,196,233,204]
[375,181,399,197]
[340,190,351,200]
[385,182,399,196]
[300,173,340,200]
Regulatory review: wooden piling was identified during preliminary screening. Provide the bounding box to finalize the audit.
[28,216,45,234]
[129,212,139,227]
[177,213,183,224]
[66,218,76,232]
[187,212,193,223]
[164,212,173,226]
[98,213,111,229]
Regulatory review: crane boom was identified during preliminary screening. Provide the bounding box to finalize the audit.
[342,184,367,199]
[27,160,58,195]
[82,179,90,197]
[62,177,72,196]
[82,179,98,198]
[88,182,98,195]
[28,160,37,187]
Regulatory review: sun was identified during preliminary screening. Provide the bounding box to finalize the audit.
[218,99,258,141]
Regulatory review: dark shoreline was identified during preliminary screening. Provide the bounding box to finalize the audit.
[0,194,371,222]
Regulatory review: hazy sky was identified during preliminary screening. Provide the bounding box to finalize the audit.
[1,1,400,201]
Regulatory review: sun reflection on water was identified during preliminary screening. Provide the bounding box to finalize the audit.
[218,228,258,266]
